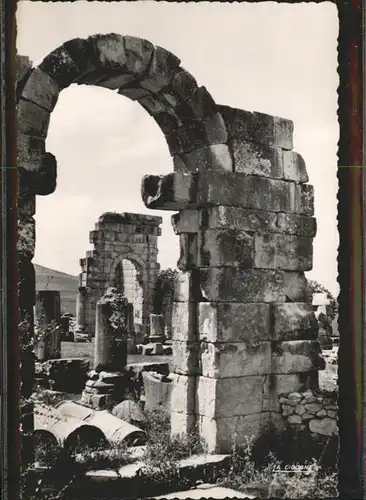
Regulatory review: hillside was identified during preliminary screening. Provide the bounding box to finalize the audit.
[34,264,79,315]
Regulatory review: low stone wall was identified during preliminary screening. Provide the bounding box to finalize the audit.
[279,389,338,437]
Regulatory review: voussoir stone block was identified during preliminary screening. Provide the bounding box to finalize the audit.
[124,36,155,76]
[21,68,60,112]
[254,233,313,271]
[198,229,254,268]
[272,340,325,374]
[199,268,285,303]
[173,144,233,174]
[172,341,201,375]
[230,139,283,178]
[139,46,181,93]
[276,213,317,237]
[272,303,318,339]
[200,341,271,378]
[196,376,268,418]
[216,105,256,141]
[17,99,50,139]
[283,150,309,183]
[171,69,198,102]
[198,302,271,343]
[38,44,82,89]
[170,374,196,414]
[198,412,271,454]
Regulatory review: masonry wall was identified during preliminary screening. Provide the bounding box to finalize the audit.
[78,212,162,339]
[142,106,325,454]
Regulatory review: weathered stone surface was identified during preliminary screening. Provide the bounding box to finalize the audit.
[272,303,317,338]
[139,46,180,93]
[309,418,338,436]
[283,150,308,183]
[198,171,294,213]
[17,133,45,172]
[231,140,283,178]
[173,271,199,302]
[276,213,317,237]
[254,233,313,271]
[17,216,35,259]
[21,68,60,111]
[142,172,196,211]
[288,414,302,425]
[272,372,319,395]
[199,268,285,303]
[200,341,271,378]
[142,371,172,411]
[171,411,196,436]
[172,302,198,342]
[173,144,232,174]
[201,206,277,233]
[252,112,294,150]
[171,69,198,102]
[178,233,198,271]
[196,376,268,418]
[198,229,254,267]
[272,340,325,374]
[36,152,57,195]
[198,303,271,343]
[216,105,255,141]
[203,113,228,144]
[283,271,312,302]
[17,99,50,139]
[38,44,82,89]
[172,341,201,375]
[172,210,200,234]
[293,184,314,216]
[170,374,196,414]
[16,54,32,83]
[198,412,271,453]
[124,36,155,76]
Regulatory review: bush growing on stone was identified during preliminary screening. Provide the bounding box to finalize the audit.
[153,268,178,314]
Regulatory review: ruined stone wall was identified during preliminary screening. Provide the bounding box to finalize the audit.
[279,390,338,437]
[78,212,162,339]
[143,106,324,454]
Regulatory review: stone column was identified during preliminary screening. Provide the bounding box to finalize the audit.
[149,313,165,343]
[75,286,87,333]
[142,106,325,454]
[35,290,61,361]
[81,287,130,409]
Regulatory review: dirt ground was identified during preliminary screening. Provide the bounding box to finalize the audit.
[61,340,172,367]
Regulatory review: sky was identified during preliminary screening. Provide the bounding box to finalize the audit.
[16,1,339,295]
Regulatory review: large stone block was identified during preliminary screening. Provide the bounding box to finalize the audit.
[171,302,198,342]
[172,210,200,234]
[171,412,196,436]
[172,341,201,375]
[171,70,198,103]
[201,206,277,233]
[230,139,283,178]
[17,216,35,260]
[199,268,285,303]
[17,99,50,139]
[283,272,312,302]
[272,303,318,340]
[196,376,268,418]
[270,372,319,395]
[21,68,60,112]
[124,36,155,76]
[276,213,317,237]
[139,46,181,93]
[142,172,196,211]
[216,106,255,141]
[272,340,325,374]
[252,112,294,150]
[254,233,313,271]
[178,233,198,271]
[198,302,271,343]
[197,229,253,268]
[293,184,314,216]
[170,374,196,414]
[17,133,45,172]
[200,341,271,378]
[173,144,233,174]
[198,412,271,454]
[173,271,200,302]
[283,150,308,183]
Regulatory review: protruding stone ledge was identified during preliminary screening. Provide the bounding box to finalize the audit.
[272,303,318,340]
[272,340,325,374]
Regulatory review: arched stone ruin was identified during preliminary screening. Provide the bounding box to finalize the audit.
[76,211,162,342]
[17,33,323,455]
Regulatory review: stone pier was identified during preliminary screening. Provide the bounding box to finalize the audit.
[81,287,131,409]
[142,106,324,453]
[34,290,62,361]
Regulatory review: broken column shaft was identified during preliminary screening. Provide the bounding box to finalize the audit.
[35,290,61,361]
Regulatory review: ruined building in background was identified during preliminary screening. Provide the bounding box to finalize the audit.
[16,33,325,455]
[75,212,162,343]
